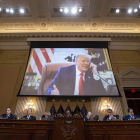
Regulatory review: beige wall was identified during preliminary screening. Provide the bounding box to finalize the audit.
[0,50,29,114]
[0,40,140,119]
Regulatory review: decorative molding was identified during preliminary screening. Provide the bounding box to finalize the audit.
[53,22,85,30]
[0,33,140,42]
[90,23,98,30]
[60,125,77,140]
[0,53,27,61]
[0,51,28,63]
[103,23,136,30]
[40,23,48,30]
[116,67,140,79]
[3,23,36,30]
[122,80,140,87]
[110,53,140,63]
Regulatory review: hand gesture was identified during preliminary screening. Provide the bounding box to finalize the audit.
[52,85,59,95]
[90,63,98,75]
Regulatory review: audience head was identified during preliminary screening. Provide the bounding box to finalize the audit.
[94,115,99,120]
[87,112,93,120]
[6,107,11,115]
[65,110,71,117]
[75,54,91,73]
[127,108,134,116]
[107,109,113,116]
[44,112,51,119]
[27,108,32,116]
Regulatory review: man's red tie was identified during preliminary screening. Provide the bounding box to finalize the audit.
[79,73,84,95]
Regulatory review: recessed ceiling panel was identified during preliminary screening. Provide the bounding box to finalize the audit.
[112,0,139,8]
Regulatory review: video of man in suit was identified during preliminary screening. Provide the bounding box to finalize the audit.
[19,48,120,96]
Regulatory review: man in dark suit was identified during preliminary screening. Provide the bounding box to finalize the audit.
[65,110,72,117]
[103,109,117,120]
[0,107,17,119]
[21,108,36,120]
[47,54,106,95]
[124,108,139,120]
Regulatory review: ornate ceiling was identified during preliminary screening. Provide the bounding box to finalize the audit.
[0,0,140,34]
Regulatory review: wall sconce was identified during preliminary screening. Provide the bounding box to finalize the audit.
[25,99,35,112]
[101,100,112,112]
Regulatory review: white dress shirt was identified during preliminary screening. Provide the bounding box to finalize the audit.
[74,66,100,95]
[74,66,85,95]
[129,115,134,120]
[27,115,30,120]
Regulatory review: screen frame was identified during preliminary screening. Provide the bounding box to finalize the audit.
[17,40,121,97]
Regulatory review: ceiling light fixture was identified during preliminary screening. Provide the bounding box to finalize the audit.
[10,9,14,13]
[139,5,140,8]
[79,8,82,12]
[64,8,69,13]
[0,7,2,12]
[116,9,120,13]
[20,8,25,14]
[134,8,138,13]
[128,9,132,13]
[71,7,77,14]
[6,8,9,13]
[60,8,63,12]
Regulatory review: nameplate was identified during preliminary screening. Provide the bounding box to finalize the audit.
[64,121,74,124]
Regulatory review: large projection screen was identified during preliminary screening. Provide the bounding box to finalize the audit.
[18,41,120,96]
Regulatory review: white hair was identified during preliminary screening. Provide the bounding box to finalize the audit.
[86,112,93,120]
[75,54,92,61]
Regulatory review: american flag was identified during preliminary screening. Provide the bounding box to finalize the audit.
[50,104,57,117]
[27,48,54,76]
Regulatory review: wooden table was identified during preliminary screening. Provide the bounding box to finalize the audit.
[0,119,140,140]
[84,120,140,140]
[0,119,53,140]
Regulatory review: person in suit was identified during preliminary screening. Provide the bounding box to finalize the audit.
[41,112,54,121]
[0,107,17,119]
[85,112,94,121]
[21,108,36,120]
[93,115,99,121]
[124,108,139,120]
[65,110,72,117]
[103,109,117,120]
[47,54,106,95]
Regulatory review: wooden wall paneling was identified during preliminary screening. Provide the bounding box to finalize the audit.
[0,50,29,114]
[0,64,21,114]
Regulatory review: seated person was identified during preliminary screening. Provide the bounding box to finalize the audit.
[103,109,116,120]
[124,108,139,120]
[93,115,99,121]
[85,112,94,121]
[41,112,54,121]
[21,108,36,120]
[47,54,106,95]
[65,110,72,117]
[0,107,17,119]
